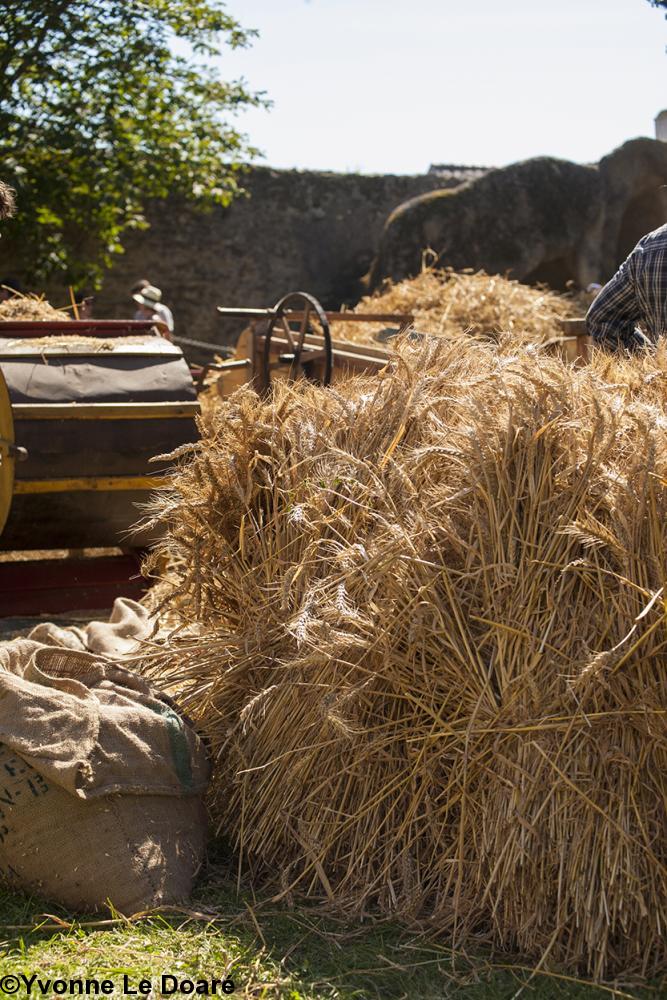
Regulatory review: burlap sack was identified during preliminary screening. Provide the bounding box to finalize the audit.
[0,644,210,913]
[17,597,153,659]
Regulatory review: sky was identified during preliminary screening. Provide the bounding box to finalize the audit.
[215,0,666,175]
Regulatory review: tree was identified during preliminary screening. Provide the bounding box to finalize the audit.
[0,1,266,286]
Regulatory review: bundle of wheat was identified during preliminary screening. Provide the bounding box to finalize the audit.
[0,295,69,321]
[335,268,584,347]
[144,335,667,979]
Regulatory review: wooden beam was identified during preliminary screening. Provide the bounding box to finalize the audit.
[13,402,200,420]
[14,475,167,495]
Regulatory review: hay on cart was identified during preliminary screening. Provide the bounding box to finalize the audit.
[335,268,586,346]
[0,294,69,321]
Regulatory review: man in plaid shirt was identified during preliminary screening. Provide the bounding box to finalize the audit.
[586,223,667,350]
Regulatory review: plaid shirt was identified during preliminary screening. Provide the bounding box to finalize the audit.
[586,223,667,350]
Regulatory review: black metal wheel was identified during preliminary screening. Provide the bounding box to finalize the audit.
[260,291,333,393]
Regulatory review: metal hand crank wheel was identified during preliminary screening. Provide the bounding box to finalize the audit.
[260,291,333,393]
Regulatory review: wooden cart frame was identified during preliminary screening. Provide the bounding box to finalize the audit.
[200,291,592,396]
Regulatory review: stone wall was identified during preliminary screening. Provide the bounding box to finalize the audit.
[95,166,452,349]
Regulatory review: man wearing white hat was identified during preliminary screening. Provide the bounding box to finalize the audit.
[132,282,174,336]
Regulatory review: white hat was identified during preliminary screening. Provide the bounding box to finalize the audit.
[132,284,162,308]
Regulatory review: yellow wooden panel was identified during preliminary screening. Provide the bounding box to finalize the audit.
[14,475,168,495]
[13,402,200,421]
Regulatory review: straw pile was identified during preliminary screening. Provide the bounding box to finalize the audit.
[0,295,69,321]
[335,268,584,346]
[145,335,667,979]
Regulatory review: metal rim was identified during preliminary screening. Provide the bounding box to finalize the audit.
[261,291,333,393]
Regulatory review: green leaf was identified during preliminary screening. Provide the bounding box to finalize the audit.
[0,0,270,286]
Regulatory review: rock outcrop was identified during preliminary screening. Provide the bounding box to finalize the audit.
[370,139,667,291]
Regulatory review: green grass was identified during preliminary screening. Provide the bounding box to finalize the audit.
[0,855,661,1000]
